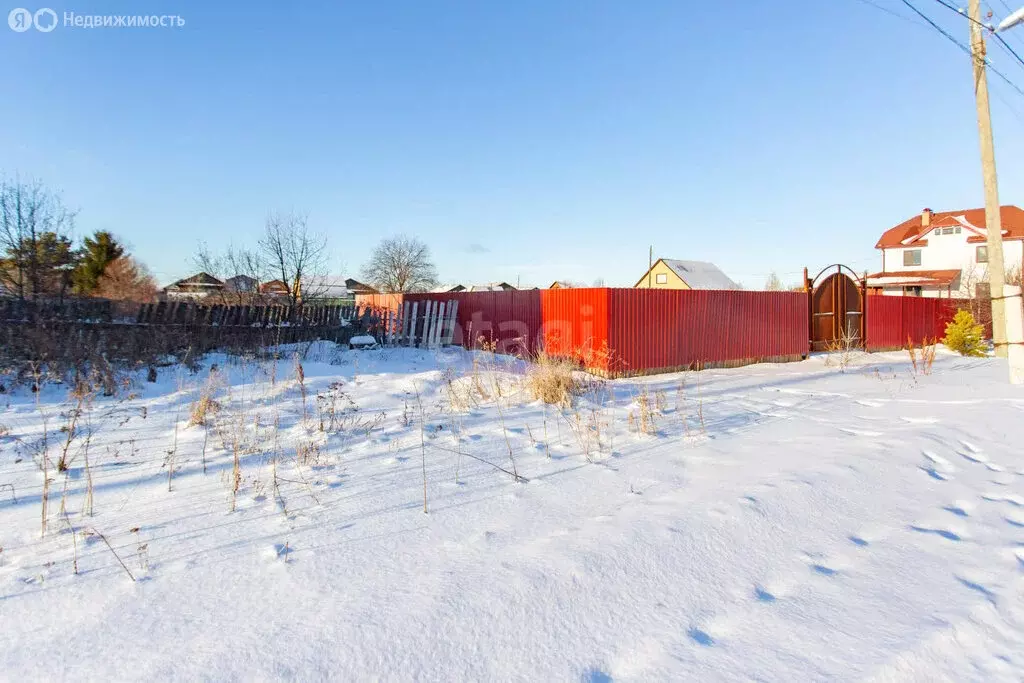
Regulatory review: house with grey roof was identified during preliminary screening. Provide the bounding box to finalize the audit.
[634,259,740,290]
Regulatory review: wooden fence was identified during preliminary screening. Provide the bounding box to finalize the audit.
[134,301,358,327]
[1,299,363,367]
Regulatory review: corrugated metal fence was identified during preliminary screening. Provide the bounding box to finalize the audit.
[864,296,966,351]
[607,290,809,374]
[357,289,970,376]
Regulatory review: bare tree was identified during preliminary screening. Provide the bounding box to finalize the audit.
[0,176,77,300]
[960,264,993,330]
[95,256,158,302]
[764,272,784,291]
[259,211,329,304]
[194,242,267,304]
[361,235,438,293]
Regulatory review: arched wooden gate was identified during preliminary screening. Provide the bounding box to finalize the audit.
[807,265,865,352]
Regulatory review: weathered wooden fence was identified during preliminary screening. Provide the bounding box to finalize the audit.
[360,300,459,348]
[1,299,362,367]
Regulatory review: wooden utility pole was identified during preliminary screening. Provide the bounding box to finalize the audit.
[969,0,1008,357]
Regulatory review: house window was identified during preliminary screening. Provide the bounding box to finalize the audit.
[976,245,988,263]
[903,286,922,297]
[955,226,961,234]
[903,249,922,266]
[655,273,668,284]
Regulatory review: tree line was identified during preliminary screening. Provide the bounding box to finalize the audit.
[0,176,156,302]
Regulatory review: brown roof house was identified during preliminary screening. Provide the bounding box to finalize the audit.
[866,206,1024,297]
[163,272,224,300]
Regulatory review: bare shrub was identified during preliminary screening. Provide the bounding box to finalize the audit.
[189,394,221,427]
[189,374,222,426]
[526,351,580,407]
[823,328,859,371]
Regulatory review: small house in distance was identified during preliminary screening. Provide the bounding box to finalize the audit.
[634,259,740,290]
[433,284,467,293]
[163,272,224,300]
[223,275,258,294]
[434,282,517,293]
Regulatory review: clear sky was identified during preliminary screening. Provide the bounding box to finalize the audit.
[3,0,1024,289]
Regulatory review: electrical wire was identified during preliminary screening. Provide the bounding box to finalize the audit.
[900,0,1024,96]
[927,0,1024,70]
[850,0,926,25]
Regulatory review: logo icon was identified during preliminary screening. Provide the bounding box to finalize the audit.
[8,7,32,31]
[7,7,57,31]
[33,7,56,31]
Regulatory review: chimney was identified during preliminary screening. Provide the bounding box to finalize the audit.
[921,208,932,227]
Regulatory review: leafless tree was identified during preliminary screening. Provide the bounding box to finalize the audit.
[259,211,329,304]
[95,256,159,302]
[0,176,77,300]
[193,242,268,304]
[192,211,329,305]
[960,264,993,329]
[764,272,784,291]
[361,235,438,293]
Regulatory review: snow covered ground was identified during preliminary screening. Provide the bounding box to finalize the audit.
[1,344,1023,681]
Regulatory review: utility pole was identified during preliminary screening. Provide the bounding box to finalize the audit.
[648,246,653,288]
[968,0,1008,357]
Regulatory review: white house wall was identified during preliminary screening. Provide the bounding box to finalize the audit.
[881,229,1023,297]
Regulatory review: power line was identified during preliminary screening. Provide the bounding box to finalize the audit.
[900,0,1024,97]
[899,0,973,55]
[993,31,1024,70]
[927,0,1024,70]
[929,0,994,31]
[849,0,926,25]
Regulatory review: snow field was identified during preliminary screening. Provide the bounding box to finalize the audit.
[1,343,1023,680]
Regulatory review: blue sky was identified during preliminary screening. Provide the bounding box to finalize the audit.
[3,0,1024,289]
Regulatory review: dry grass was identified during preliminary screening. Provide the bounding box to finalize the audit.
[189,394,221,427]
[629,386,658,435]
[525,351,580,408]
[907,336,938,377]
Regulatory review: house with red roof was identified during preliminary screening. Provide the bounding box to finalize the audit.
[866,206,1024,297]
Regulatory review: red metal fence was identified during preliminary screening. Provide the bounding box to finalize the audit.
[864,296,966,351]
[357,289,973,375]
[607,290,809,374]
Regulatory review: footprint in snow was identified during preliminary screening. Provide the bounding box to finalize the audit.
[1006,513,1024,528]
[958,450,1004,471]
[856,399,887,408]
[921,451,954,481]
[942,502,971,518]
[581,670,612,683]
[838,427,883,438]
[909,524,962,542]
[960,440,982,454]
[982,493,1024,508]
[687,628,715,646]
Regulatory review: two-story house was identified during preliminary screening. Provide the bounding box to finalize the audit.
[866,206,1024,297]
